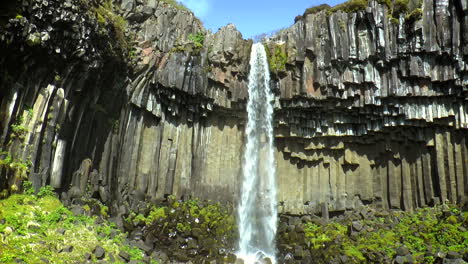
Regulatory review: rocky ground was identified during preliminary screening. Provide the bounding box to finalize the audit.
[278,205,468,264]
[1,183,467,263]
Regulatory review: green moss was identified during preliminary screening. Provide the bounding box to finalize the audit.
[188,32,205,50]
[327,0,369,15]
[393,0,409,16]
[405,8,422,22]
[300,205,467,263]
[91,0,132,61]
[159,0,190,12]
[303,4,331,16]
[376,0,392,8]
[146,207,167,224]
[264,43,287,73]
[0,191,143,263]
[0,151,31,195]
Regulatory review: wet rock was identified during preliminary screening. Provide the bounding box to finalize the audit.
[447,251,461,259]
[119,251,130,261]
[59,245,73,253]
[396,246,410,256]
[93,246,105,259]
[351,221,363,232]
[234,258,245,264]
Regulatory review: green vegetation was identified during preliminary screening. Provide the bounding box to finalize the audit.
[303,4,331,16]
[91,0,132,61]
[264,43,288,73]
[188,32,205,50]
[301,205,468,263]
[405,8,422,22]
[10,115,28,140]
[0,185,145,263]
[327,0,369,15]
[0,151,31,196]
[127,196,235,238]
[170,32,206,55]
[159,0,190,12]
[301,0,423,25]
[125,196,236,260]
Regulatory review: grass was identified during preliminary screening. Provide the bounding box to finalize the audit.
[0,184,146,263]
[303,4,331,16]
[159,0,190,12]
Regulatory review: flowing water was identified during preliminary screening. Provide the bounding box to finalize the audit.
[237,43,277,264]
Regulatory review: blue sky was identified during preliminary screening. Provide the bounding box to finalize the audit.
[180,0,346,39]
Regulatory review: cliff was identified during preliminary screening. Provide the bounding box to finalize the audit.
[0,0,467,216]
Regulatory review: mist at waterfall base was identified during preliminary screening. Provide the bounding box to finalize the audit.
[237,43,278,264]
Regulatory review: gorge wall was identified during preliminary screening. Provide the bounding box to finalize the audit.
[0,0,467,215]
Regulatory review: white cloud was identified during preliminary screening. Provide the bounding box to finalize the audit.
[179,0,212,18]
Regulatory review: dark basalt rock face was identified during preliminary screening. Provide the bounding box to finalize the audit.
[0,0,467,217]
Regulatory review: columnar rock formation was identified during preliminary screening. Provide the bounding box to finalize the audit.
[0,0,466,215]
[271,0,468,213]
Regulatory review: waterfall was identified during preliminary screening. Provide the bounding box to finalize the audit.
[237,43,277,264]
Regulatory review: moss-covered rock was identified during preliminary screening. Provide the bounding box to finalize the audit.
[278,205,468,263]
[0,185,147,263]
[125,196,237,263]
[264,42,288,74]
[303,4,331,16]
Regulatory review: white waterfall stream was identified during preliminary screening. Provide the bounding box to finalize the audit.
[237,43,278,264]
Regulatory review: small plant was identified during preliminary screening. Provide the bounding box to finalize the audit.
[22,181,34,195]
[188,32,205,50]
[37,185,56,198]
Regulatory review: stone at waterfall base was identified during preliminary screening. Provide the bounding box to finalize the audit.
[235,257,273,264]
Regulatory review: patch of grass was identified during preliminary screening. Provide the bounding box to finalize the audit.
[159,0,190,12]
[303,4,331,16]
[0,189,144,263]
